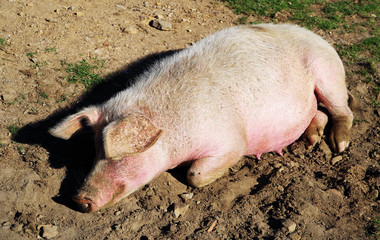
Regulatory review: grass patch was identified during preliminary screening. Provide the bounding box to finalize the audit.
[39,92,48,99]
[45,47,56,53]
[56,94,68,103]
[61,58,105,88]
[27,51,38,58]
[7,94,26,105]
[222,0,379,30]
[0,38,7,47]
[368,218,380,238]
[7,125,21,135]
[30,61,47,69]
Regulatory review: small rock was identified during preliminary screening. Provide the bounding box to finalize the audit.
[179,193,193,201]
[283,219,296,233]
[39,225,59,239]
[122,26,138,34]
[331,155,343,165]
[114,210,121,216]
[149,19,172,31]
[173,204,189,218]
[154,14,164,19]
[75,11,84,17]
[45,18,58,23]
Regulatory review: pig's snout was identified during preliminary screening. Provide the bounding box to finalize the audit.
[72,194,97,213]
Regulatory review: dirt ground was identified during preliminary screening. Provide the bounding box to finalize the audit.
[0,0,379,239]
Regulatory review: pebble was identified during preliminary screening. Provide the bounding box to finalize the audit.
[179,193,193,201]
[173,204,189,218]
[75,12,84,17]
[122,26,138,34]
[154,14,164,19]
[114,210,121,216]
[331,155,343,165]
[149,19,172,31]
[39,225,59,239]
[282,219,296,233]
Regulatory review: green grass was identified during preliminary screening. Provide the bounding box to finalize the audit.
[61,58,105,88]
[7,125,20,135]
[336,36,379,99]
[27,51,38,58]
[7,94,26,105]
[39,92,48,99]
[56,94,68,103]
[30,61,47,69]
[45,47,56,53]
[222,0,379,30]
[368,218,380,238]
[0,38,6,47]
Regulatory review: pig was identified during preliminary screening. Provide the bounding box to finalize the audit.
[49,23,353,213]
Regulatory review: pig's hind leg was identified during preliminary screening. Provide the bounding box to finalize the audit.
[311,55,354,152]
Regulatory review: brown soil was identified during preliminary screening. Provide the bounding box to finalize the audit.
[0,0,379,239]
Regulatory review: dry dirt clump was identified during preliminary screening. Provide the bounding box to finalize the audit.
[0,0,379,239]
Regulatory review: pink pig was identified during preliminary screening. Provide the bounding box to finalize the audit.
[50,24,353,213]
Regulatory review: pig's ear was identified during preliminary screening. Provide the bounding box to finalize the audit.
[49,107,101,140]
[103,114,162,160]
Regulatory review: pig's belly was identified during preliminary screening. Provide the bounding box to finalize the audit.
[245,96,317,156]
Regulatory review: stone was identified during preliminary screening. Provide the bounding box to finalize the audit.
[331,155,343,165]
[283,219,296,233]
[39,225,59,239]
[179,193,193,201]
[173,204,189,218]
[75,12,84,17]
[149,19,172,31]
[122,26,138,34]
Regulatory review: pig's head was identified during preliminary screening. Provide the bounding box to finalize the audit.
[49,107,165,213]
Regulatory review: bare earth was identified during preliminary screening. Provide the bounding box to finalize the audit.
[0,0,379,239]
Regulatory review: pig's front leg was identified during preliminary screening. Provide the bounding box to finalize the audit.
[303,110,329,148]
[187,150,244,187]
